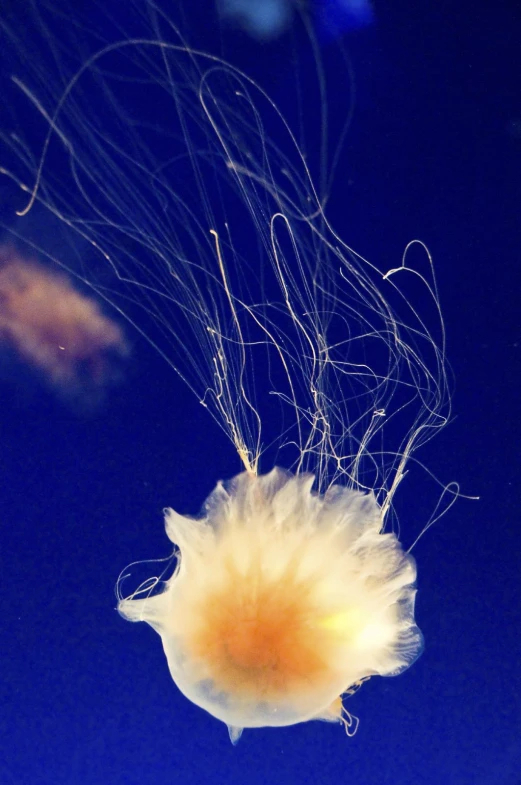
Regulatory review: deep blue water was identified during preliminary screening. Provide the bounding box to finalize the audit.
[0,2,520,784]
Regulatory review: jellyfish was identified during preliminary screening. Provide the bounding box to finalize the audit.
[0,244,128,405]
[0,1,452,743]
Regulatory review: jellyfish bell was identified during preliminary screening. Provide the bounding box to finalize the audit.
[119,468,422,743]
[1,2,453,743]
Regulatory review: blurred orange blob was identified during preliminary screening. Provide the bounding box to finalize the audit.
[0,245,128,403]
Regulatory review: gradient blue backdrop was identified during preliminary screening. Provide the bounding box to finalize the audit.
[1,1,520,784]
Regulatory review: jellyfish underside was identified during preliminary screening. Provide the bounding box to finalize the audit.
[119,468,422,742]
